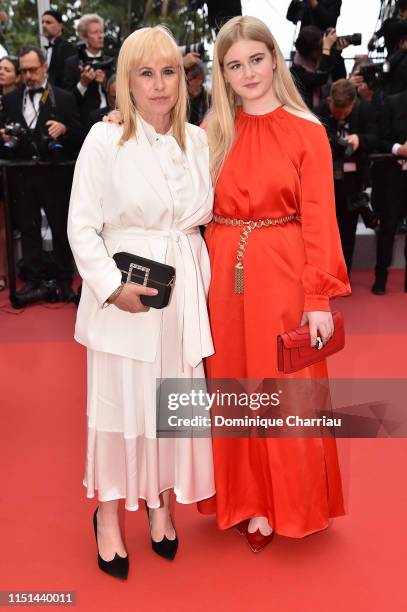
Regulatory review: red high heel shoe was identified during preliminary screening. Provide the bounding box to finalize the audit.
[246,528,275,553]
[235,519,250,535]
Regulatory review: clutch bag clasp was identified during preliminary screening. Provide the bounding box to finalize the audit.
[127,263,150,286]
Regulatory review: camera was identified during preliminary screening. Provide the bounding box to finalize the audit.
[2,122,30,150]
[1,122,37,159]
[178,42,205,57]
[77,42,114,72]
[359,62,390,90]
[329,135,354,180]
[40,133,65,162]
[346,192,380,230]
[1,122,64,162]
[325,28,362,48]
[337,33,362,46]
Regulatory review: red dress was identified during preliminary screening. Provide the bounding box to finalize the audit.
[198,106,351,538]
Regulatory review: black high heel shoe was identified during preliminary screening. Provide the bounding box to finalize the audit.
[93,507,129,580]
[144,501,178,561]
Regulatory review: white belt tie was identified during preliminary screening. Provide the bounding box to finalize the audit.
[101,225,202,372]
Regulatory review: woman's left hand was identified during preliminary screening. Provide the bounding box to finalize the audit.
[103,110,123,125]
[300,311,334,348]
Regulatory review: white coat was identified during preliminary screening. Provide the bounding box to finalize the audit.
[67,119,214,367]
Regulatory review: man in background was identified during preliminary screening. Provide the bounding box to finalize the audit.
[317,79,377,274]
[41,9,75,88]
[372,85,407,294]
[0,47,83,307]
[63,14,114,125]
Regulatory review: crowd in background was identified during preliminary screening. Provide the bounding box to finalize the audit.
[0,0,406,306]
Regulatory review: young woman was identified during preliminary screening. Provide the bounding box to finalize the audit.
[196,16,351,551]
[68,26,215,579]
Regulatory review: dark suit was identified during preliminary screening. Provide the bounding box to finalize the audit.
[206,0,242,32]
[373,90,407,278]
[317,99,377,272]
[86,105,111,133]
[0,85,84,283]
[46,36,76,88]
[383,50,407,97]
[63,52,114,124]
[375,16,407,56]
[288,0,341,30]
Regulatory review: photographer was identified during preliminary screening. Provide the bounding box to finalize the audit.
[0,46,83,307]
[87,73,116,132]
[348,58,385,108]
[291,26,347,110]
[371,87,407,294]
[41,9,76,88]
[317,79,377,274]
[185,58,211,126]
[382,34,407,96]
[369,0,407,57]
[63,14,114,125]
[287,0,342,31]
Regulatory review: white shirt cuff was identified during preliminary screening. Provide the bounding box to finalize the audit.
[392,143,402,156]
[77,82,87,96]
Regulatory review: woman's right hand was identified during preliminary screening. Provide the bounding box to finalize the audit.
[103,110,124,125]
[110,283,158,313]
[322,28,337,52]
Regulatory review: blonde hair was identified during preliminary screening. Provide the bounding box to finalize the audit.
[116,25,187,150]
[207,16,310,182]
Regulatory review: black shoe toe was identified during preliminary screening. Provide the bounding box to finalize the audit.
[151,535,178,561]
[59,282,77,303]
[145,501,178,561]
[371,281,386,295]
[12,281,48,308]
[93,508,129,580]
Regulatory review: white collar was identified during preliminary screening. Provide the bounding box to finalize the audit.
[137,113,172,146]
[86,49,103,58]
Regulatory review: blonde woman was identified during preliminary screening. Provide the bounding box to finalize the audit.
[196,16,351,551]
[68,26,215,579]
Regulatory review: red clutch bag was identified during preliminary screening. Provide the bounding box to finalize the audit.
[277,311,345,373]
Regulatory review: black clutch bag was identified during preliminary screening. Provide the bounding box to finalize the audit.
[113,251,176,309]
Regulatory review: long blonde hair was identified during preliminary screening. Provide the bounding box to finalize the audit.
[116,25,187,150]
[207,16,309,182]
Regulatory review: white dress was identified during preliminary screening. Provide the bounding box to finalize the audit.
[81,117,215,510]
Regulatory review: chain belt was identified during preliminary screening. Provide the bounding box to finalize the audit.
[212,213,301,294]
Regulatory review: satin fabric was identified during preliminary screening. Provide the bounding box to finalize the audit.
[69,116,216,509]
[198,106,351,537]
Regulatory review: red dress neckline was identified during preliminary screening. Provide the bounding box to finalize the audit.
[236,104,284,119]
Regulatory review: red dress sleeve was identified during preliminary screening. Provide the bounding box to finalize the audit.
[299,123,351,311]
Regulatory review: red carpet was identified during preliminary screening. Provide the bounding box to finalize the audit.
[0,269,406,612]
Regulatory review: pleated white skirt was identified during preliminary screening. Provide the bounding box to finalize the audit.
[83,285,215,510]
